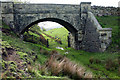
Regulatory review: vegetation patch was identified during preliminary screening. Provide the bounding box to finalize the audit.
[1,23,69,79]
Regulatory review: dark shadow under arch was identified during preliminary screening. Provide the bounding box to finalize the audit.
[20,18,78,34]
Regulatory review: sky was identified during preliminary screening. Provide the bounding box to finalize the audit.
[38,21,63,30]
[118,1,120,7]
[1,0,119,7]
[31,0,119,7]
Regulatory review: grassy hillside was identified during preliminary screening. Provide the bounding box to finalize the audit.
[43,16,120,78]
[43,27,69,49]
[96,16,119,28]
[1,23,70,79]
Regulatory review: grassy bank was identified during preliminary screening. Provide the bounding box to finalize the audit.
[1,23,70,79]
[43,16,120,78]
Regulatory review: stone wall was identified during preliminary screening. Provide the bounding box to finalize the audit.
[1,2,14,29]
[83,12,112,52]
[69,33,76,49]
[91,6,119,16]
[81,12,101,52]
[99,28,112,52]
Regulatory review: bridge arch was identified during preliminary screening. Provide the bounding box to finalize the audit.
[20,18,78,49]
[20,18,78,34]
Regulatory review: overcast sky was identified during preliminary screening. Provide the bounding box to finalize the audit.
[1,0,119,7]
[38,21,63,30]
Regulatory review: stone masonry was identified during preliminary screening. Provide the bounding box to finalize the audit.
[91,6,119,16]
[0,1,112,52]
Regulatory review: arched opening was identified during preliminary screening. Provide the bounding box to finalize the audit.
[21,18,78,49]
[20,18,77,34]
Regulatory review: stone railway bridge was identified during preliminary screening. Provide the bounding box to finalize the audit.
[0,2,112,52]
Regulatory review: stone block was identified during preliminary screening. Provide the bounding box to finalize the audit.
[1,2,13,14]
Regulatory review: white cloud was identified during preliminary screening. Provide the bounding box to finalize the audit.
[38,21,63,30]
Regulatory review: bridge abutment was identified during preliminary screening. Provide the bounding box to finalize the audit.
[1,2,15,31]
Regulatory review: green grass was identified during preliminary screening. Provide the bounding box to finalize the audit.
[1,23,70,79]
[58,47,120,78]
[2,33,47,65]
[96,16,119,28]
[2,24,44,77]
[43,16,120,78]
[41,33,59,48]
[43,27,68,49]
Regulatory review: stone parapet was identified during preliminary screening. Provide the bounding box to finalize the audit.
[14,4,80,14]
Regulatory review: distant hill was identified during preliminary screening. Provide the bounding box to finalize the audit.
[44,27,69,47]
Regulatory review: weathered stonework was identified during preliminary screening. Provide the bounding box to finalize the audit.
[69,33,76,49]
[1,2,14,29]
[1,1,112,52]
[99,28,112,52]
[82,11,112,52]
[91,6,119,16]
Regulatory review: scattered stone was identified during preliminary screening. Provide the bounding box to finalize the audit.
[56,47,64,50]
[65,52,69,54]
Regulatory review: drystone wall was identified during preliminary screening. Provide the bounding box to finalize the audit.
[91,6,119,16]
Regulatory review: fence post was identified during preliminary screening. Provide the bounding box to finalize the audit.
[47,39,49,48]
[68,36,70,47]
